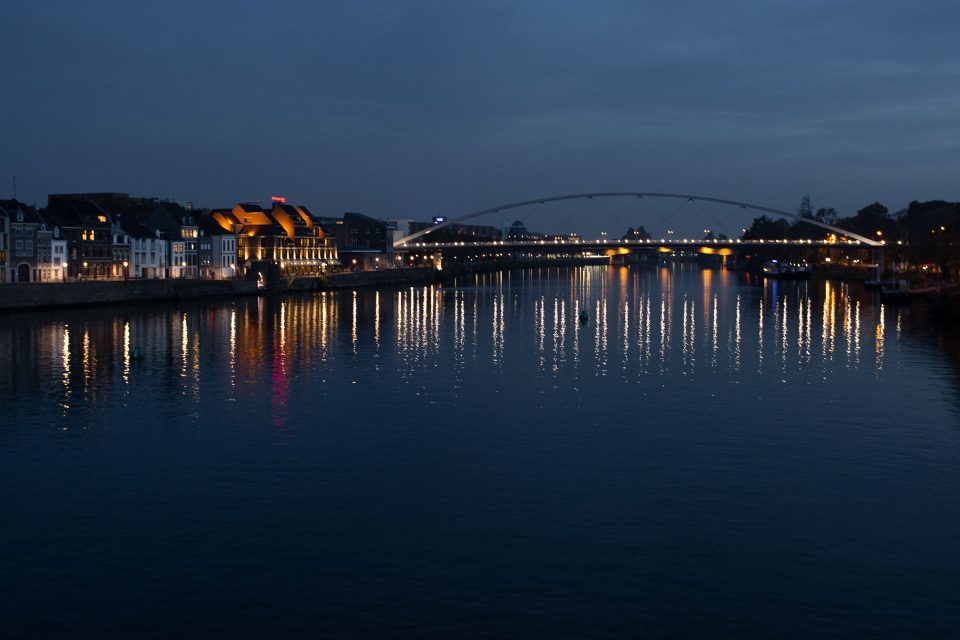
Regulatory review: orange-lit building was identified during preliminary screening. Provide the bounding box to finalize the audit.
[205,202,337,279]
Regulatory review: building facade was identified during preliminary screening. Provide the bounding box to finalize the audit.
[0,205,8,283]
[147,202,199,279]
[197,213,237,280]
[121,220,168,279]
[44,198,119,280]
[0,200,40,282]
[222,202,336,279]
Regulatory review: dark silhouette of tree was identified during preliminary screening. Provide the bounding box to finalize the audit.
[836,202,896,241]
[622,226,651,240]
[815,207,838,225]
[743,215,791,240]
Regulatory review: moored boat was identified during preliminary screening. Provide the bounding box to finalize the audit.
[762,260,811,279]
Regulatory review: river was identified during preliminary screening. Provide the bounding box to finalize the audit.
[2,264,959,638]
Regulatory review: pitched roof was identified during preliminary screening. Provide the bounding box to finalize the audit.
[119,218,159,239]
[196,213,235,235]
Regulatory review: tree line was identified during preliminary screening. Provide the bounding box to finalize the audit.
[743,196,960,277]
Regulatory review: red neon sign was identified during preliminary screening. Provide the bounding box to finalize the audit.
[271,196,286,204]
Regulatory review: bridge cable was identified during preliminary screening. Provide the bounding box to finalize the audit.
[689,197,733,239]
[663,198,695,232]
[544,197,590,235]
[715,204,751,237]
[637,195,675,232]
[587,196,630,235]
[613,195,644,227]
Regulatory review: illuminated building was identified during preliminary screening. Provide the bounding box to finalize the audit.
[146,202,199,279]
[120,219,168,279]
[197,212,237,280]
[43,197,119,280]
[210,202,337,280]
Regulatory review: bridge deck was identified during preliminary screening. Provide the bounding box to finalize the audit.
[398,238,886,250]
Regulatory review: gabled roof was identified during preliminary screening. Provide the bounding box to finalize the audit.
[148,201,195,233]
[0,199,41,223]
[120,218,160,239]
[232,203,273,226]
[343,211,385,225]
[39,206,80,229]
[38,199,110,228]
[197,213,236,235]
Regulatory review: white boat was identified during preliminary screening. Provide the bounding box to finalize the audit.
[762,260,811,279]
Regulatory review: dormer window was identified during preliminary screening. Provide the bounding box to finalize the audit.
[17,212,23,222]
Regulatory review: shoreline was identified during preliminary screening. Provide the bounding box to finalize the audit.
[4,257,947,315]
[0,257,605,312]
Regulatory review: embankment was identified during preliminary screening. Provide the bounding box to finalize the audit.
[288,267,438,291]
[1,258,609,311]
[0,279,258,312]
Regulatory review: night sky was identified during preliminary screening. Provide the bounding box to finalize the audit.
[3,1,958,235]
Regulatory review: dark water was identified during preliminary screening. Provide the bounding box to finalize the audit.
[2,265,959,638]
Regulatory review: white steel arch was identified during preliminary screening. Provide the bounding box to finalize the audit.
[393,192,881,247]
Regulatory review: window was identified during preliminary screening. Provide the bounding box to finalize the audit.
[15,239,23,255]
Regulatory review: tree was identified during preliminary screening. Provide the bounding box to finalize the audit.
[835,202,895,240]
[622,226,651,241]
[743,215,791,240]
[815,207,838,225]
[797,195,814,220]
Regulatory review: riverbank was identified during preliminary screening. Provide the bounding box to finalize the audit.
[0,279,259,312]
[288,267,439,292]
[0,259,610,311]
[284,258,609,293]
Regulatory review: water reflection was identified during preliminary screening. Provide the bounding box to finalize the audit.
[0,266,947,427]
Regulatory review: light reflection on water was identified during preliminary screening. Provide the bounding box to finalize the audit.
[0,266,941,427]
[2,264,960,638]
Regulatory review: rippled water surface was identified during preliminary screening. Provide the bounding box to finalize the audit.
[2,265,959,638]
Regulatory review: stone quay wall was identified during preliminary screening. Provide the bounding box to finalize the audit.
[0,279,259,312]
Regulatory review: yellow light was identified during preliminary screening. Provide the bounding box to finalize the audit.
[825,257,831,263]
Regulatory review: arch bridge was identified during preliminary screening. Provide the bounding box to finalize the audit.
[393,192,883,249]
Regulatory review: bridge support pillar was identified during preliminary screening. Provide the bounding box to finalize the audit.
[874,247,885,278]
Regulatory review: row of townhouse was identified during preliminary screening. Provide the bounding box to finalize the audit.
[0,199,69,283]
[0,193,339,284]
